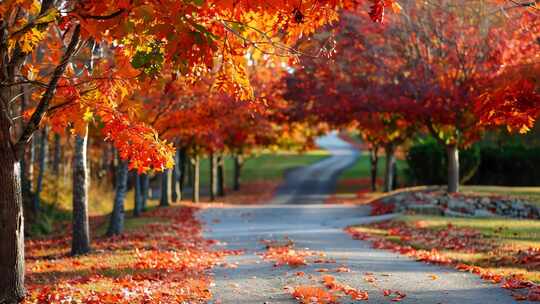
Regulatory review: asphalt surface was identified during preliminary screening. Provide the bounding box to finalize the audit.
[200,133,525,303]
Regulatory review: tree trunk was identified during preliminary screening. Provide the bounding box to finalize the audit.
[383,144,396,193]
[141,173,149,211]
[33,126,48,213]
[447,144,460,193]
[106,159,128,236]
[160,169,170,207]
[209,154,218,201]
[133,173,143,217]
[19,86,33,210]
[21,136,35,210]
[171,149,180,203]
[369,147,379,192]
[233,154,243,191]
[52,133,61,177]
[0,116,26,304]
[192,155,200,203]
[71,127,91,255]
[217,155,225,197]
[178,148,186,200]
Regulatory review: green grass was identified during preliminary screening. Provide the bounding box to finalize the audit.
[335,152,408,194]
[462,185,540,208]
[401,215,540,246]
[198,150,330,188]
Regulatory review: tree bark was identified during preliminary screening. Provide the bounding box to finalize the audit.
[209,154,218,201]
[141,173,149,211]
[447,144,460,193]
[217,155,225,197]
[33,126,48,213]
[383,144,396,193]
[133,173,143,217]
[71,127,91,255]
[106,159,128,236]
[192,155,200,203]
[171,149,180,203]
[160,169,170,207]
[369,147,379,192]
[19,86,33,209]
[178,148,186,200]
[233,154,243,191]
[52,133,61,177]
[0,113,25,304]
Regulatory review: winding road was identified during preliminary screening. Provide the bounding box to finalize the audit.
[201,133,525,304]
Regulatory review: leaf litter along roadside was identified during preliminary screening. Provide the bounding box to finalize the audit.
[24,205,241,303]
[346,217,540,301]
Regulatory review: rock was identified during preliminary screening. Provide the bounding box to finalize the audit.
[473,209,497,218]
[444,209,472,217]
[480,197,490,205]
[447,198,475,214]
[407,204,443,216]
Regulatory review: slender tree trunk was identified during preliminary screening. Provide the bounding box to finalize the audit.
[71,127,91,255]
[106,159,128,236]
[171,149,180,203]
[160,169,170,207]
[52,133,61,176]
[178,148,186,200]
[217,155,225,197]
[141,173,149,211]
[383,144,396,193]
[192,155,200,203]
[33,126,48,213]
[369,147,379,192]
[0,115,25,303]
[233,154,243,191]
[446,144,460,193]
[209,154,218,201]
[52,133,61,205]
[133,173,143,217]
[109,144,117,188]
[21,136,35,210]
[186,156,193,187]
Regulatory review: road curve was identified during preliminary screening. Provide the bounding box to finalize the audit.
[200,133,526,304]
[269,132,359,205]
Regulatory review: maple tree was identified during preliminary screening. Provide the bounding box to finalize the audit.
[288,0,539,194]
[1,0,399,301]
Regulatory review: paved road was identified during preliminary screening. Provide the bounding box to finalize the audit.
[201,133,524,304]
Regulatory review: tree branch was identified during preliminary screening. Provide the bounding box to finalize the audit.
[15,24,81,151]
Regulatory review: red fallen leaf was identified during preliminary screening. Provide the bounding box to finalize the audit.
[503,278,535,289]
[391,291,407,302]
[512,293,528,301]
[335,267,351,273]
[528,286,540,301]
[317,268,330,272]
[291,285,339,304]
[363,275,376,283]
[383,289,392,296]
[296,271,305,277]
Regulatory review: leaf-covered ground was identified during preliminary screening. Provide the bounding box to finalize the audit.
[24,205,238,303]
[347,215,540,301]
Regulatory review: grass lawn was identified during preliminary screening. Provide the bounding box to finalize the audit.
[352,215,540,283]
[198,150,330,188]
[335,151,408,195]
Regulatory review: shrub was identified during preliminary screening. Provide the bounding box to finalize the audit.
[469,145,540,186]
[406,138,480,185]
